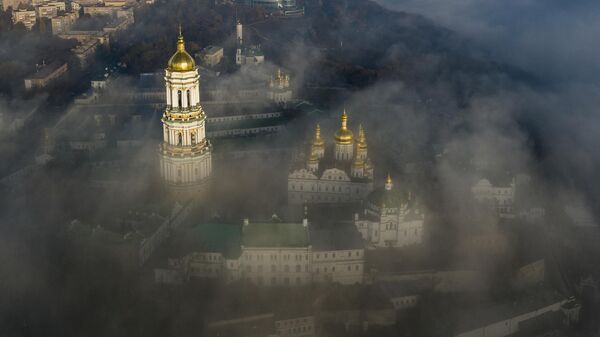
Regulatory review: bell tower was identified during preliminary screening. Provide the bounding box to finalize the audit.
[159,28,212,198]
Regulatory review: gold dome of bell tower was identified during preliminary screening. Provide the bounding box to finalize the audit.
[168,26,196,72]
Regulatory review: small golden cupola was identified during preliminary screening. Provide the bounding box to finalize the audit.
[334,109,354,145]
[311,123,325,159]
[168,27,196,72]
[313,123,324,147]
[357,124,367,150]
[385,173,393,190]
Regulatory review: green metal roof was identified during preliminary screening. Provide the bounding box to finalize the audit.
[181,223,242,259]
[242,222,309,248]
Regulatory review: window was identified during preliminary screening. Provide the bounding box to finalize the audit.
[177,90,182,107]
[296,265,301,272]
[284,265,289,272]
[186,90,191,107]
[271,265,276,272]
[178,133,182,145]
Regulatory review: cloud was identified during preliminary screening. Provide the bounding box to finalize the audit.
[373,0,600,83]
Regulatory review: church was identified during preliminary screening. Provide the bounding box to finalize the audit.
[288,110,374,204]
[159,29,212,197]
[354,175,424,248]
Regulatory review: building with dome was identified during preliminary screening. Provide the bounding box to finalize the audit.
[159,29,212,198]
[354,175,424,248]
[267,68,292,104]
[287,110,374,204]
[235,20,265,67]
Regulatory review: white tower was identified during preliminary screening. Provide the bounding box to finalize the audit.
[236,19,243,65]
[159,29,212,197]
[236,19,243,46]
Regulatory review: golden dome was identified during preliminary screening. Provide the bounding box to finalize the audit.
[357,124,367,150]
[168,28,196,72]
[307,149,319,164]
[334,110,353,144]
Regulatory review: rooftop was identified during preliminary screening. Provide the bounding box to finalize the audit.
[26,61,67,80]
[309,223,363,251]
[173,223,242,259]
[242,219,309,248]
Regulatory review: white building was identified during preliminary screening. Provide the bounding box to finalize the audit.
[472,177,515,218]
[288,111,374,204]
[354,175,424,248]
[12,9,36,30]
[268,68,292,104]
[50,11,78,35]
[235,20,265,66]
[165,217,365,286]
[159,29,212,198]
[198,45,223,67]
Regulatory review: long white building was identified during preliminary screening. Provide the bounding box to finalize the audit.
[288,110,374,204]
[162,217,365,286]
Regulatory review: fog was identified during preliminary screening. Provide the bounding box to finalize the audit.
[1,0,599,335]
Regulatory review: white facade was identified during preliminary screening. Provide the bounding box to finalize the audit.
[159,32,212,197]
[288,112,374,205]
[239,247,312,286]
[472,178,515,218]
[167,220,365,287]
[235,20,265,66]
[12,9,36,30]
[311,249,364,284]
[288,168,372,204]
[354,176,424,248]
[275,316,315,337]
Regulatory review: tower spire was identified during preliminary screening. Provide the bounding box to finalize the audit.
[385,173,393,191]
[177,25,185,52]
[313,123,324,146]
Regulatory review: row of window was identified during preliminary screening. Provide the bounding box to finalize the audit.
[277,325,313,336]
[314,251,361,259]
[314,265,361,273]
[244,253,309,261]
[207,112,280,123]
[245,264,309,273]
[276,318,312,327]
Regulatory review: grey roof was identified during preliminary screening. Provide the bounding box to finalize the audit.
[309,223,364,251]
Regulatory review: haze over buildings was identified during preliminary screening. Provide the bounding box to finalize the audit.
[0,0,599,336]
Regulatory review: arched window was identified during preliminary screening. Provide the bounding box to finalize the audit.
[186,90,191,107]
[177,90,182,108]
[177,133,182,145]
